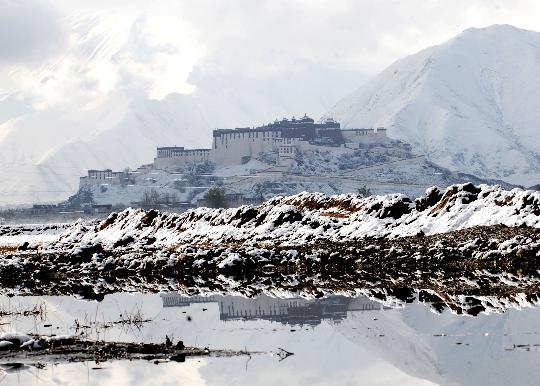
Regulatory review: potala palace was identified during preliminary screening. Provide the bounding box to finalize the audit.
[153,115,388,170]
[21,113,511,218]
[80,114,389,187]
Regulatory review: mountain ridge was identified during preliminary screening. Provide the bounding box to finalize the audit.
[328,24,540,186]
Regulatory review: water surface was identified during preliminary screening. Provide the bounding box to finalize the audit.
[1,293,539,385]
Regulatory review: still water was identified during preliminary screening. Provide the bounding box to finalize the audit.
[1,292,539,386]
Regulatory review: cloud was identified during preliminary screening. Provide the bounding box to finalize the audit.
[0,0,66,64]
[112,14,204,99]
[164,0,540,82]
[0,6,203,111]
[5,0,540,106]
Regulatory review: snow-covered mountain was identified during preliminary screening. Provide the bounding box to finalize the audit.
[328,25,540,187]
[5,20,538,206]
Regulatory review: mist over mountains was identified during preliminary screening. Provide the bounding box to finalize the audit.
[0,12,363,205]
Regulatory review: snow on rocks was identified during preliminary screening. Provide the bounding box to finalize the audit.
[0,332,31,344]
[0,223,70,248]
[0,332,34,350]
[0,341,13,350]
[47,183,540,252]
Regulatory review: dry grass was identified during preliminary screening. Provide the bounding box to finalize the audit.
[0,245,18,253]
[319,211,350,218]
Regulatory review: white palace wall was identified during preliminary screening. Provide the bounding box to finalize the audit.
[152,126,389,169]
[341,128,388,143]
[210,130,281,165]
[154,149,211,170]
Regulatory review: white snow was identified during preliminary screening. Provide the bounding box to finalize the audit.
[0,341,13,350]
[329,25,540,186]
[39,183,540,251]
[0,332,31,345]
[0,223,70,247]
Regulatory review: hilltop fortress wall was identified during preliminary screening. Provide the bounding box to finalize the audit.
[154,148,211,170]
[210,128,282,165]
[151,115,389,171]
[341,128,387,144]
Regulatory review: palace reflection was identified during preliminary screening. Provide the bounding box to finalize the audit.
[161,293,388,326]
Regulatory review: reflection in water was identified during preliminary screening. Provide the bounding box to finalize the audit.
[2,292,540,386]
[161,293,387,326]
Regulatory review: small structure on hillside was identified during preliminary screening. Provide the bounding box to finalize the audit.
[79,169,127,188]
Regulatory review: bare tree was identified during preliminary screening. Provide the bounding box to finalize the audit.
[142,188,161,206]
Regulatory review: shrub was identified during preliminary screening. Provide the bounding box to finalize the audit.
[358,185,372,197]
[205,187,228,208]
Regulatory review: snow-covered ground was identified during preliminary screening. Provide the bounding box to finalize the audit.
[1,183,536,253]
[0,223,70,247]
[0,183,538,316]
[35,183,539,252]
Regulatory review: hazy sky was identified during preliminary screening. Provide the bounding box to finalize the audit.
[3,0,540,107]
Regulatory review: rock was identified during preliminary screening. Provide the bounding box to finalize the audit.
[169,354,185,362]
[18,242,30,251]
[0,341,14,350]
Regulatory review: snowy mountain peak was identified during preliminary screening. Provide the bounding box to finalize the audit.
[328,24,540,186]
[459,24,534,39]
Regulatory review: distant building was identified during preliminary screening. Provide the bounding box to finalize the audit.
[278,143,297,167]
[79,169,127,188]
[152,115,389,171]
[154,147,211,169]
[210,114,344,166]
[30,204,58,216]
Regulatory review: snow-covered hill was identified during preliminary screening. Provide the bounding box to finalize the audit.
[3,183,537,250]
[45,183,540,251]
[328,25,540,187]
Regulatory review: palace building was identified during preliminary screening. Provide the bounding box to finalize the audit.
[153,114,388,170]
